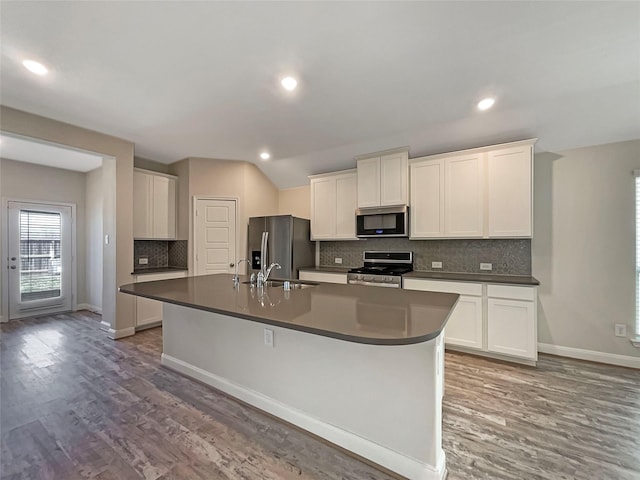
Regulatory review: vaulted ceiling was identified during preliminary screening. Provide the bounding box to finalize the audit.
[1,1,638,187]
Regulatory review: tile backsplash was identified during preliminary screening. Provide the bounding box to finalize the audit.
[134,240,188,270]
[319,238,531,275]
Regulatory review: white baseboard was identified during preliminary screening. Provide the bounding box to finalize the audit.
[104,326,135,340]
[0,315,6,323]
[162,353,445,480]
[76,303,102,314]
[538,343,640,369]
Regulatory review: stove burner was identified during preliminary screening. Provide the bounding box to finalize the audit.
[347,251,413,288]
[348,265,413,276]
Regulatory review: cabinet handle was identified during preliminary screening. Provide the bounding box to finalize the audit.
[10,266,16,270]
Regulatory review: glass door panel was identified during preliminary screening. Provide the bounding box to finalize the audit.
[8,202,72,319]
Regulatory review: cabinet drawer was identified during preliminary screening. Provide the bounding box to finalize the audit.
[299,271,347,284]
[487,284,535,301]
[403,278,482,296]
[135,271,187,283]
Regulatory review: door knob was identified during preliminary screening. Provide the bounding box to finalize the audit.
[10,266,16,269]
[11,257,16,261]
[229,263,235,267]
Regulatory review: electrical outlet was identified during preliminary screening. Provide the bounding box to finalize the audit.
[431,261,443,269]
[264,328,274,347]
[138,257,149,265]
[615,324,627,337]
[480,263,493,271]
[335,257,343,264]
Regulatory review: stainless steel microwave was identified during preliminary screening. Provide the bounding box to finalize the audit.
[356,206,409,238]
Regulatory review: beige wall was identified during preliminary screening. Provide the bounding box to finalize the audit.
[0,158,87,316]
[134,156,170,174]
[85,167,103,311]
[168,158,190,240]
[1,106,135,334]
[533,139,640,358]
[170,158,279,274]
[278,185,310,219]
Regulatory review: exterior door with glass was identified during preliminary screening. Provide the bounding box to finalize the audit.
[7,201,73,319]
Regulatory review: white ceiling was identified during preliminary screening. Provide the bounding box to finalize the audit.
[0,133,103,172]
[1,1,638,188]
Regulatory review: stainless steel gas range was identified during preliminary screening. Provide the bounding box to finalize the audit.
[347,251,413,288]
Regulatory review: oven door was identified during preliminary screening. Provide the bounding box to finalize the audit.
[356,206,408,238]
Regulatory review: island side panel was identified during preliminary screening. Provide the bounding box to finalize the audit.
[161,302,446,480]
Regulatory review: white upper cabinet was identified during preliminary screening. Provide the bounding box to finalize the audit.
[487,145,533,237]
[310,170,357,240]
[133,169,177,240]
[409,139,536,239]
[357,149,408,208]
[356,157,380,208]
[445,152,484,237]
[133,170,153,238]
[410,159,444,238]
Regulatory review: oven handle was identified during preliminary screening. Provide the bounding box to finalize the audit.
[347,280,401,288]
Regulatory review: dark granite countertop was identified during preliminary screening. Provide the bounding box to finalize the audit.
[404,271,539,286]
[120,273,458,345]
[299,266,352,274]
[132,267,189,275]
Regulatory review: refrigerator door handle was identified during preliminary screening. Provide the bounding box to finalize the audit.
[260,231,269,274]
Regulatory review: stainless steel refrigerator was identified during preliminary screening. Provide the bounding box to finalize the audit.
[248,215,314,280]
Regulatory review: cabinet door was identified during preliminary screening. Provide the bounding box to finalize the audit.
[310,177,336,239]
[487,146,532,237]
[136,297,163,327]
[133,171,153,238]
[357,157,380,208]
[152,175,177,239]
[134,271,187,327]
[410,159,444,238]
[380,151,408,206]
[445,153,484,237]
[335,173,357,239]
[487,298,536,359]
[445,295,483,349]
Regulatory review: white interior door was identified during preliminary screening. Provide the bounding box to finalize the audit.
[194,199,236,275]
[7,201,73,319]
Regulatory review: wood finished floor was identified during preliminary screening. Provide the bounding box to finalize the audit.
[0,312,638,480]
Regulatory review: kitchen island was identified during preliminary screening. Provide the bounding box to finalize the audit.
[120,274,458,480]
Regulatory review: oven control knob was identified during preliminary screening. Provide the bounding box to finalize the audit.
[363,275,374,282]
[384,276,393,282]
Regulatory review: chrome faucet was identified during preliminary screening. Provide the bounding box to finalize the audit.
[257,262,281,287]
[232,259,252,287]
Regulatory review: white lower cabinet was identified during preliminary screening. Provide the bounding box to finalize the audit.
[486,285,537,360]
[403,278,537,364]
[299,271,347,284]
[134,270,187,328]
[446,296,483,349]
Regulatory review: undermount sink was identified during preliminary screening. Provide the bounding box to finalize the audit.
[241,280,318,289]
[285,281,317,290]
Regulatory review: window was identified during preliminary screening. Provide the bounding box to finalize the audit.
[19,210,62,301]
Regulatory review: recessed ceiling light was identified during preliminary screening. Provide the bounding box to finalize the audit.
[477,97,495,111]
[281,76,298,91]
[260,152,271,160]
[22,59,48,76]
